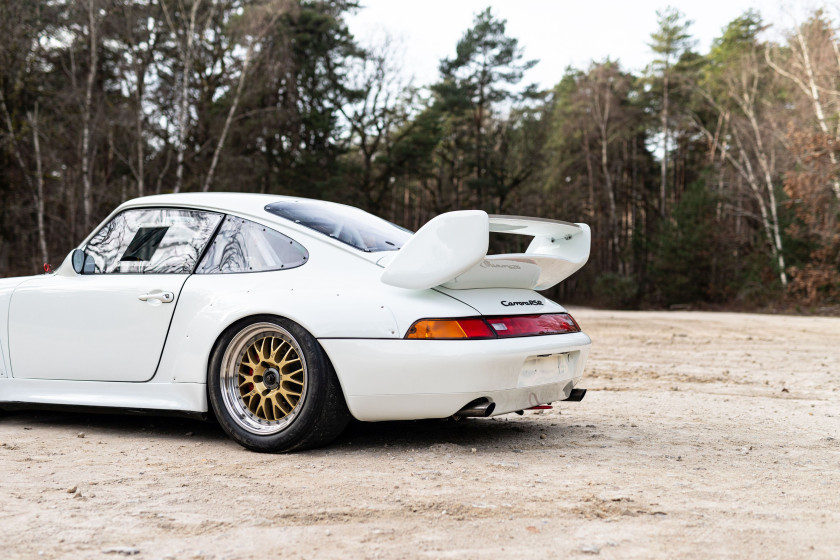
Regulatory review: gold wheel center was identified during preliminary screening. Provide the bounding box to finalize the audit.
[237,335,305,422]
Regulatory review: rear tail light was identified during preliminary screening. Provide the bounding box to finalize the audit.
[485,313,580,338]
[405,313,580,339]
[405,319,495,339]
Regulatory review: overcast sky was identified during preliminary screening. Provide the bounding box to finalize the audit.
[346,0,824,90]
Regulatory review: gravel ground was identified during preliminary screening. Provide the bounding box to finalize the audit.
[1,308,839,560]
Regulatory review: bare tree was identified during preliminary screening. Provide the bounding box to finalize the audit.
[0,4,50,264]
[114,0,164,198]
[28,104,49,264]
[1,91,48,264]
[203,0,293,192]
[160,0,204,193]
[80,0,101,229]
[649,7,694,217]
[766,12,840,202]
[335,34,420,212]
[588,63,622,268]
[695,51,789,287]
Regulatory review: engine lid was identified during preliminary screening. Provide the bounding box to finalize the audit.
[434,287,566,316]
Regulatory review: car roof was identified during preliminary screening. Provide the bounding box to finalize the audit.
[118,192,346,219]
[111,192,394,263]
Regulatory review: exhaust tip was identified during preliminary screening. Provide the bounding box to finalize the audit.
[563,388,587,402]
[455,398,495,417]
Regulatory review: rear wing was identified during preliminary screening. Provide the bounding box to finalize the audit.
[379,210,590,291]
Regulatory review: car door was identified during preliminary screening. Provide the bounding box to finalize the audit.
[8,207,222,382]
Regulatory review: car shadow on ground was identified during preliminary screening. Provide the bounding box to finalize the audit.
[326,413,609,456]
[0,407,224,440]
[340,417,544,449]
[1,408,597,453]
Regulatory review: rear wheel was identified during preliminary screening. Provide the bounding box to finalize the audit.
[208,316,350,452]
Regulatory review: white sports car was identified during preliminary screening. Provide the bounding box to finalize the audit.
[0,193,591,452]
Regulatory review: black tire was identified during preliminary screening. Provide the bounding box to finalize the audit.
[208,315,350,452]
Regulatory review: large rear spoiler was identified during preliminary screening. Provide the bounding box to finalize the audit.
[378,210,590,291]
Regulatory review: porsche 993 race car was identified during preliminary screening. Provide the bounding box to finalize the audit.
[0,193,591,452]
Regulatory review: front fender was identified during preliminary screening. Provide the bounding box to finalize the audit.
[0,275,37,379]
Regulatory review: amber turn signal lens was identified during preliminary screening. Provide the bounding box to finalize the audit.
[405,319,495,339]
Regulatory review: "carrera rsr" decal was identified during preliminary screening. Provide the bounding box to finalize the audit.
[500,300,544,307]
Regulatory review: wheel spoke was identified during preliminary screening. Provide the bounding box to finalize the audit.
[283,366,304,378]
[271,337,283,358]
[246,345,260,366]
[277,344,296,365]
[245,392,260,414]
[255,398,268,420]
[276,390,295,410]
[275,397,291,416]
[238,366,255,384]
[286,377,304,391]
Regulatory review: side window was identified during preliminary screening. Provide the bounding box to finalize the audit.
[86,208,222,274]
[195,216,308,274]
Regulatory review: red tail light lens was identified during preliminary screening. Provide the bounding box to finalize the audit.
[485,313,580,338]
[405,313,580,339]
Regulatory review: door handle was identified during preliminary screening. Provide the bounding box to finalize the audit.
[138,290,174,303]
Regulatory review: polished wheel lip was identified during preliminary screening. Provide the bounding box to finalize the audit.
[220,322,308,435]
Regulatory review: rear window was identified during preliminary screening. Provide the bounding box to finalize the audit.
[265,200,411,252]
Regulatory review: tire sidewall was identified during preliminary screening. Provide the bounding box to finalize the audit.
[208,315,332,452]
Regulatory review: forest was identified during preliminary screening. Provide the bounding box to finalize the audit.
[0,1,838,309]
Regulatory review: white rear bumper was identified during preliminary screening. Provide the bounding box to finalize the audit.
[319,332,591,421]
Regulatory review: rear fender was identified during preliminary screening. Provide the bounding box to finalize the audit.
[156,251,477,385]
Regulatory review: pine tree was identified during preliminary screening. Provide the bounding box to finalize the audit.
[648,7,694,218]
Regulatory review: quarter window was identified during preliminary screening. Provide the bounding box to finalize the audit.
[195,216,308,274]
[86,208,222,274]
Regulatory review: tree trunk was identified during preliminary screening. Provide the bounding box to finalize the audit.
[134,67,145,197]
[730,125,788,288]
[599,117,619,270]
[581,127,596,218]
[81,0,98,229]
[201,0,287,198]
[29,104,48,265]
[744,109,787,287]
[660,69,669,217]
[203,40,257,192]
[2,84,48,264]
[162,0,202,193]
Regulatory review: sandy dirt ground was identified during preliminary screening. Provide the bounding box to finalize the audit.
[1,309,839,560]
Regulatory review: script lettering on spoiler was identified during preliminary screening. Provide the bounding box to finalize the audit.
[480,260,521,270]
[500,300,544,307]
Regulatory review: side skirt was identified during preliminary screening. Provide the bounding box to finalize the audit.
[0,378,207,413]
